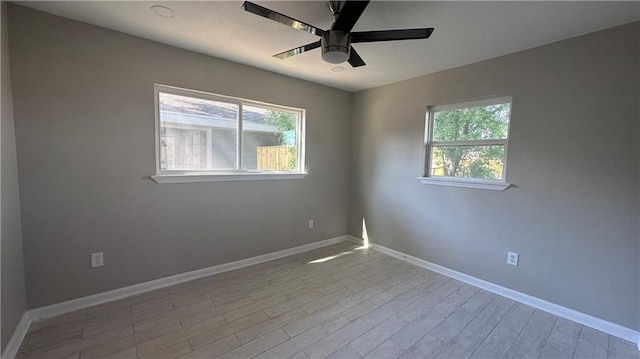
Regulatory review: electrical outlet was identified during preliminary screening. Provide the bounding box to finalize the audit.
[91,252,104,268]
[308,219,314,229]
[507,251,519,266]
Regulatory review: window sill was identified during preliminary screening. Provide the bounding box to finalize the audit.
[151,172,308,183]
[417,177,511,191]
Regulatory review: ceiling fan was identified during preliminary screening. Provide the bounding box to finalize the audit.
[242,1,434,67]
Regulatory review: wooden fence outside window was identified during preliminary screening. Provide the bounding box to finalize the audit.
[256,145,296,170]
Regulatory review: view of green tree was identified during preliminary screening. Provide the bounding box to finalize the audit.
[264,110,297,169]
[431,103,509,179]
[264,110,296,142]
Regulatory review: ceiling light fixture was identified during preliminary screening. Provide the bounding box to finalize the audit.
[151,5,175,19]
[331,66,345,72]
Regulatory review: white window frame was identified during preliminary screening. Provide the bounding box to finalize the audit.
[151,84,306,183]
[418,95,512,191]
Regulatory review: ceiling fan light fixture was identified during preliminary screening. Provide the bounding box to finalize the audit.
[321,31,350,64]
[322,48,350,64]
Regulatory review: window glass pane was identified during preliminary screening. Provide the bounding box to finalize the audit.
[159,93,237,170]
[430,145,505,180]
[432,102,510,141]
[242,105,298,171]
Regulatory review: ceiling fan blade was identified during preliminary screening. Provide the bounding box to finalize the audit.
[351,28,434,43]
[348,47,366,67]
[273,41,321,59]
[242,1,325,37]
[332,1,370,33]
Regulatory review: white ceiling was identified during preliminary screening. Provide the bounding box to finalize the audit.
[16,1,640,92]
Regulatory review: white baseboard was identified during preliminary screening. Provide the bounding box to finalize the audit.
[347,235,640,347]
[1,312,30,359]
[6,234,638,356]
[30,235,348,321]
[2,235,349,359]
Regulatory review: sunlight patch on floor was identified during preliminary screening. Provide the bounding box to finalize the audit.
[308,251,354,263]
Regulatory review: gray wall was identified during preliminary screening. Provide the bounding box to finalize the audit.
[8,4,351,309]
[349,22,640,330]
[6,1,639,335]
[1,1,27,351]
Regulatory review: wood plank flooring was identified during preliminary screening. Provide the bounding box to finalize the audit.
[16,242,639,359]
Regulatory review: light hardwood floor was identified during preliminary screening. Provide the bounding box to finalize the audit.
[16,242,639,359]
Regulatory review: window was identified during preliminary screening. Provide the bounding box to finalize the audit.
[419,96,512,190]
[152,85,306,183]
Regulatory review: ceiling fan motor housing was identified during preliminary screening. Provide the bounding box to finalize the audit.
[321,30,351,64]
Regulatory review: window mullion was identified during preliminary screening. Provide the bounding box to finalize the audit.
[426,109,435,179]
[295,115,301,172]
[237,103,243,170]
[431,139,507,147]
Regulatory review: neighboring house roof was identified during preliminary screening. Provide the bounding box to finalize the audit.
[160,111,278,133]
[160,93,266,123]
